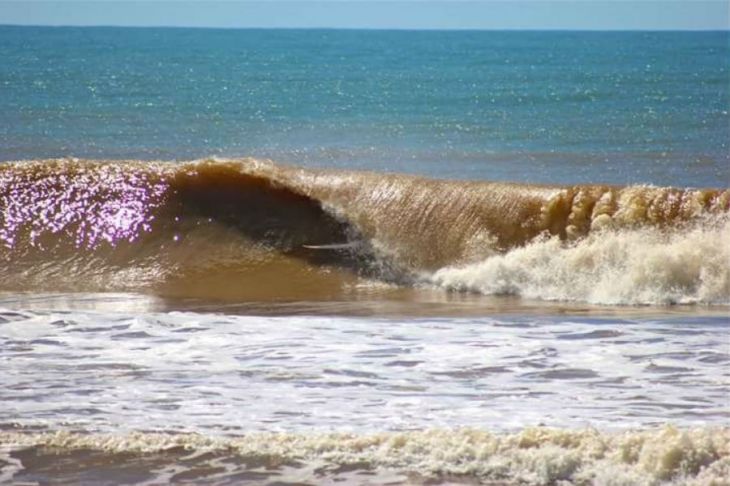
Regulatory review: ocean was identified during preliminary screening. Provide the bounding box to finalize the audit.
[0,26,728,485]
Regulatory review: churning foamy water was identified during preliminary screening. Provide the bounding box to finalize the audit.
[2,307,729,433]
[1,305,729,484]
[431,217,730,305]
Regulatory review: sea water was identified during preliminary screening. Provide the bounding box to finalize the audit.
[0,27,728,485]
[1,28,728,186]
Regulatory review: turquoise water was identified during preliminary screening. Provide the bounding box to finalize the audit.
[1,27,728,186]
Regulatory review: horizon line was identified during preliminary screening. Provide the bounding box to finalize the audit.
[2,24,729,32]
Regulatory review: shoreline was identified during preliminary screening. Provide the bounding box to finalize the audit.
[2,425,728,485]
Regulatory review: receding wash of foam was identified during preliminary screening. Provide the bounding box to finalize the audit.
[0,158,728,305]
[1,426,729,485]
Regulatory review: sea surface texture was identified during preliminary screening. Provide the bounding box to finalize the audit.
[0,27,729,485]
[1,28,728,186]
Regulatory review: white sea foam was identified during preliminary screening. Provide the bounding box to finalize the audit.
[1,309,728,435]
[1,426,728,485]
[430,218,730,305]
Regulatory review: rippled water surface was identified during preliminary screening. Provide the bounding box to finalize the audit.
[2,28,728,187]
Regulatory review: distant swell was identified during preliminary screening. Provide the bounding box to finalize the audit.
[0,158,728,305]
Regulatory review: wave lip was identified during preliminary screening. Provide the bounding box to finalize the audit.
[1,426,728,485]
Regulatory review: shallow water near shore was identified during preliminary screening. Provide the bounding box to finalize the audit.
[2,305,729,434]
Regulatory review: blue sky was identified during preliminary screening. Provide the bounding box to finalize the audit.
[0,1,728,30]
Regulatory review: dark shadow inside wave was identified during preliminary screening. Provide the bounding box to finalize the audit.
[171,165,384,277]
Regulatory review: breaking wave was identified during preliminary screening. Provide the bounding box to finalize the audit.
[0,158,728,305]
[1,426,728,485]
[430,218,730,305]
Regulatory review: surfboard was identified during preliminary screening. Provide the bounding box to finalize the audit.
[301,242,359,250]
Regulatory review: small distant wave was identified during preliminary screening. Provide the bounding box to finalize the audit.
[1,426,728,485]
[0,158,727,305]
